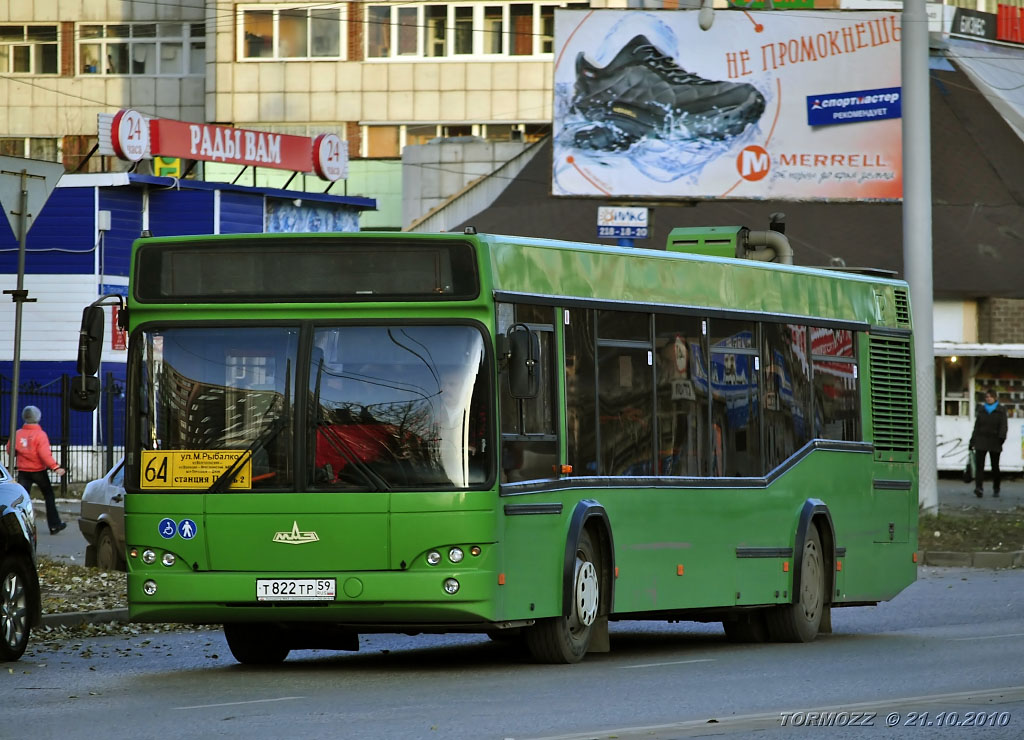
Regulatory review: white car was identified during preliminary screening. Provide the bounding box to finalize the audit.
[79,459,126,571]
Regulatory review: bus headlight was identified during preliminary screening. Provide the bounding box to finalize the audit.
[443,578,460,594]
[143,579,158,595]
[161,552,176,567]
[448,547,464,563]
[426,550,442,566]
[142,549,157,564]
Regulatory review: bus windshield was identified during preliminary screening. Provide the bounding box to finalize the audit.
[131,324,491,491]
[310,325,490,489]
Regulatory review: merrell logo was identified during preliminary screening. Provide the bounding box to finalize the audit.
[273,521,320,545]
[737,145,770,182]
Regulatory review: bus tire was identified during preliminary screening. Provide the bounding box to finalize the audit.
[766,526,824,643]
[723,610,768,643]
[223,623,290,665]
[525,528,601,664]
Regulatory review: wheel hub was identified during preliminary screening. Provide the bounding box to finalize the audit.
[1,572,26,648]
[800,543,822,621]
[573,559,599,628]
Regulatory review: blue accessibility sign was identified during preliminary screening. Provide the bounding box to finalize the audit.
[807,87,901,127]
[178,519,198,540]
[158,518,177,539]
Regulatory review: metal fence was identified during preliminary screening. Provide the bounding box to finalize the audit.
[0,372,125,491]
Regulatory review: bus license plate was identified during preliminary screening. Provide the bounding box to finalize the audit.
[256,578,336,601]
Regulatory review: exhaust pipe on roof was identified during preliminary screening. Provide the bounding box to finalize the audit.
[739,228,794,265]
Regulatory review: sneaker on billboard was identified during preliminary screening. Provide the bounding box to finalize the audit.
[572,35,766,150]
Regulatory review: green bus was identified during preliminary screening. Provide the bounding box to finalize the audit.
[71,224,918,664]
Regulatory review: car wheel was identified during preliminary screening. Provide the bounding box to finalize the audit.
[0,554,33,662]
[96,527,124,571]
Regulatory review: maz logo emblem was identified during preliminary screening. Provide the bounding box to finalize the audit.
[273,521,320,545]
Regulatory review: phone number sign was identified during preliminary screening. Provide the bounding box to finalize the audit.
[597,206,649,239]
[141,450,252,490]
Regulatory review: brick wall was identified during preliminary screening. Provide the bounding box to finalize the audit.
[346,3,364,157]
[349,2,364,62]
[978,297,1024,343]
[346,122,362,159]
[61,22,74,76]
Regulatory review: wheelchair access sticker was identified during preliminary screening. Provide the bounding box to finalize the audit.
[158,518,198,540]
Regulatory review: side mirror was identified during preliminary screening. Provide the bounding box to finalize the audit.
[507,324,540,399]
[77,306,104,376]
[69,375,101,412]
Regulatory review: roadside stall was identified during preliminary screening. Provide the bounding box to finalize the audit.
[934,342,1024,473]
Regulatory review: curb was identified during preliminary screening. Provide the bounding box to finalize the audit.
[40,608,129,628]
[920,550,1023,569]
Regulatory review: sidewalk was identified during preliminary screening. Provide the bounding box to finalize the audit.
[935,473,1024,513]
[31,475,1024,629]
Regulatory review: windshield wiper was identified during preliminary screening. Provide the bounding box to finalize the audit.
[316,421,392,492]
[208,414,288,494]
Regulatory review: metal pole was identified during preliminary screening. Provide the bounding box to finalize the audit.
[7,170,31,470]
[902,0,938,513]
[61,374,70,496]
[106,371,114,474]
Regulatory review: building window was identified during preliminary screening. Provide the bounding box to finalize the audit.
[397,7,418,54]
[366,126,400,158]
[364,2,587,59]
[0,137,61,163]
[238,5,344,60]
[0,25,58,75]
[367,6,391,57]
[484,7,504,54]
[78,22,205,75]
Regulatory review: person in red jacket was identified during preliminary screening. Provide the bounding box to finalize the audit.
[12,405,66,534]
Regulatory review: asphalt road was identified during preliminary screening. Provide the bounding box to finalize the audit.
[9,566,1024,740]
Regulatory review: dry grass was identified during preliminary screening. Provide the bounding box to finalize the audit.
[920,509,1024,552]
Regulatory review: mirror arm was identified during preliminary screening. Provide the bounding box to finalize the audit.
[87,293,125,310]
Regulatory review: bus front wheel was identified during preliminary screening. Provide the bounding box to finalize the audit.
[224,623,291,665]
[723,610,768,643]
[526,528,601,664]
[767,527,824,642]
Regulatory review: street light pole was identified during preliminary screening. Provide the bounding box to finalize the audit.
[5,170,36,470]
[902,0,938,513]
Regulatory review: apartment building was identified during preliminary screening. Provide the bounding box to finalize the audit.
[1,0,600,226]
[0,0,206,171]
[209,0,595,158]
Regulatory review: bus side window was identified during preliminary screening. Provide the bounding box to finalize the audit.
[498,303,558,482]
[811,327,860,441]
[761,323,812,473]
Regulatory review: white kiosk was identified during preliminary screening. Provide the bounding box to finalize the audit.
[934,342,1024,473]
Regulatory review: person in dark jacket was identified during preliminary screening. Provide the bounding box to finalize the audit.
[970,389,1008,498]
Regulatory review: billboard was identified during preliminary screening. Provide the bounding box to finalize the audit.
[553,10,902,201]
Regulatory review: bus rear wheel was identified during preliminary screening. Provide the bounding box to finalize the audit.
[526,528,601,664]
[767,527,824,643]
[224,623,291,665]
